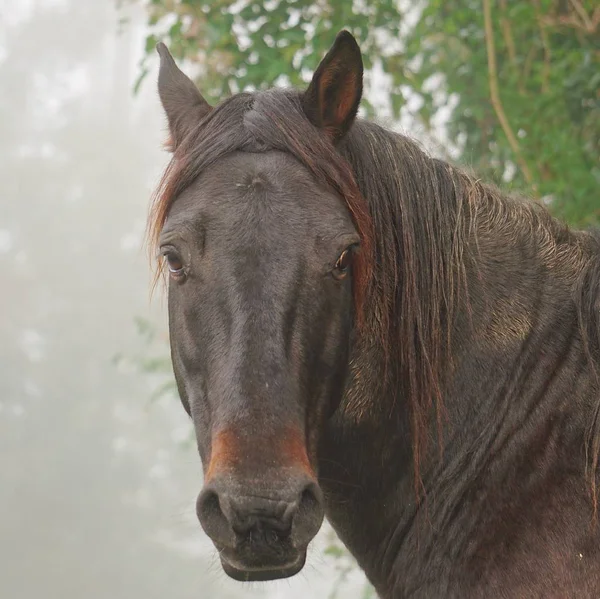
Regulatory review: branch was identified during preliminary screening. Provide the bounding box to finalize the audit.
[499,0,524,94]
[570,0,594,31]
[542,9,599,34]
[482,0,537,194]
[594,7,600,30]
[522,45,536,85]
[533,0,551,93]
[499,0,517,68]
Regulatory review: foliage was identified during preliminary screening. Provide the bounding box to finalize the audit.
[131,0,599,226]
[407,0,599,224]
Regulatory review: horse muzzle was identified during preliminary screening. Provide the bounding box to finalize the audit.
[196,475,324,581]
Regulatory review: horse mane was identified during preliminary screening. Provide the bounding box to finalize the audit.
[574,230,600,508]
[149,88,600,499]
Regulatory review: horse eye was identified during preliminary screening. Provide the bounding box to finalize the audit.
[163,251,185,277]
[333,246,355,280]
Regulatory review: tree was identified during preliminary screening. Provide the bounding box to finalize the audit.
[132,0,599,226]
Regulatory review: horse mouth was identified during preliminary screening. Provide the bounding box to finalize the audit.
[219,551,306,582]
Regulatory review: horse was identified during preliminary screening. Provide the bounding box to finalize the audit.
[149,31,600,598]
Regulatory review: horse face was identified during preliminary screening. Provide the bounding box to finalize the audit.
[155,31,364,581]
[160,150,358,580]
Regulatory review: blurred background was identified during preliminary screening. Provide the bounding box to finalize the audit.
[0,1,597,598]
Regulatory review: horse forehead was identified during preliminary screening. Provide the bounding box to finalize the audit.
[214,150,314,183]
[203,152,337,210]
[178,151,346,234]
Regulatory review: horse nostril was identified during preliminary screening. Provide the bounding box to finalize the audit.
[199,489,220,519]
[291,481,325,547]
[298,482,321,518]
[196,487,235,548]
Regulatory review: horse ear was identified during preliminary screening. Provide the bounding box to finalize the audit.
[156,42,212,151]
[302,31,363,143]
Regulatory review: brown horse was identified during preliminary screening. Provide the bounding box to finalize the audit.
[150,31,600,597]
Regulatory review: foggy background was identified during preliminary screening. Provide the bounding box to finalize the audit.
[0,1,367,597]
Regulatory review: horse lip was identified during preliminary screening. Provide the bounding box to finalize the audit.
[219,551,306,582]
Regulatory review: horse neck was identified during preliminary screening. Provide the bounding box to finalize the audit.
[320,194,599,593]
